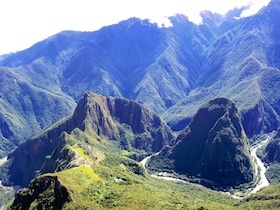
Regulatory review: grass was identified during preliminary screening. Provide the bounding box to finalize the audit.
[6,134,280,210]
[237,184,280,210]
[40,151,240,210]
[0,188,14,208]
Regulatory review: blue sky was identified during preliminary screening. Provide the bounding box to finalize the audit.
[0,0,270,55]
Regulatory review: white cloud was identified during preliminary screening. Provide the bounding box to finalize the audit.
[0,0,271,55]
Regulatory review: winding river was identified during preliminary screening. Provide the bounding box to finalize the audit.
[247,136,271,196]
[141,135,274,199]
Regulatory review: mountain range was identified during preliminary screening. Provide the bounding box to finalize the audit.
[0,0,280,209]
[0,0,279,157]
[2,92,174,187]
[1,95,273,209]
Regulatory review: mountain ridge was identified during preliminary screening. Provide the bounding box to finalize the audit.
[0,1,279,157]
[4,92,174,187]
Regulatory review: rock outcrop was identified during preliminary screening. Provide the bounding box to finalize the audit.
[149,98,255,188]
[6,92,174,186]
[9,176,71,210]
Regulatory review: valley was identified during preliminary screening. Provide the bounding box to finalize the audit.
[142,134,274,199]
[247,136,272,196]
[0,0,280,209]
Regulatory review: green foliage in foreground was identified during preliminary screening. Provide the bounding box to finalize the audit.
[266,164,280,185]
[55,162,238,210]
[237,184,280,210]
[0,188,14,208]
[6,149,280,210]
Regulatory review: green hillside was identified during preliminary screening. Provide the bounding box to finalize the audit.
[148,98,255,189]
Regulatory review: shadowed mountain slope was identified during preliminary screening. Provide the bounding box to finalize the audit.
[148,98,255,188]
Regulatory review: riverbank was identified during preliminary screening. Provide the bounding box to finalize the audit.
[141,135,273,199]
[0,157,22,209]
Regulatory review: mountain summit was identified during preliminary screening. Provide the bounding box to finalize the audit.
[0,0,279,160]
[5,92,175,186]
[148,98,255,188]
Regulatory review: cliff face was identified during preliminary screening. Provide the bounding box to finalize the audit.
[73,92,175,151]
[241,99,280,138]
[6,92,174,186]
[263,138,280,164]
[10,176,71,210]
[149,98,255,188]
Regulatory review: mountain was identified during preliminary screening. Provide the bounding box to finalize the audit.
[263,138,280,164]
[148,98,255,188]
[0,64,76,156]
[0,0,279,165]
[2,92,174,187]
[0,14,235,156]
[164,0,280,137]
[3,97,280,209]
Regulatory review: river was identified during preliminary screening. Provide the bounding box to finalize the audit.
[141,134,274,199]
[0,156,22,209]
[0,157,22,191]
[247,136,271,196]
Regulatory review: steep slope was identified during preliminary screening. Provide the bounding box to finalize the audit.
[0,65,76,156]
[260,129,280,184]
[263,138,280,164]
[148,98,255,188]
[3,92,174,187]
[164,0,280,137]
[0,2,279,157]
[262,129,280,164]
[1,17,214,113]
[0,17,215,156]
[10,176,71,210]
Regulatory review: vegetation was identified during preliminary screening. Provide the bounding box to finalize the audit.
[0,0,279,159]
[149,98,255,189]
[1,1,280,209]
[237,184,280,210]
[0,188,14,208]
[266,164,280,185]
[9,154,240,210]
[8,148,280,209]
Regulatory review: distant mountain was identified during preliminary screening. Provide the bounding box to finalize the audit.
[0,0,279,157]
[3,92,174,187]
[148,98,255,188]
[0,16,216,156]
[164,0,280,137]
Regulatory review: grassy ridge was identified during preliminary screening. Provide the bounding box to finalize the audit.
[6,136,280,209]
[53,155,238,210]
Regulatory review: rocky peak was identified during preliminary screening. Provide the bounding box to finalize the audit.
[73,92,175,149]
[149,97,254,188]
[10,176,71,210]
[5,92,175,186]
